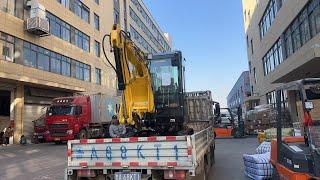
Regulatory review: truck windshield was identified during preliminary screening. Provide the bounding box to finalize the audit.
[48,106,75,116]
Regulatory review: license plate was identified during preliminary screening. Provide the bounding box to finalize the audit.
[38,135,43,138]
[54,138,60,141]
[115,172,141,180]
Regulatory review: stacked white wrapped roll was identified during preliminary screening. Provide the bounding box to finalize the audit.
[256,141,271,154]
[243,142,273,179]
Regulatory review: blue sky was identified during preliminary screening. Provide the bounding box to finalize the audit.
[144,0,248,107]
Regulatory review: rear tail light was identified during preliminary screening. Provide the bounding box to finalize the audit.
[164,170,186,180]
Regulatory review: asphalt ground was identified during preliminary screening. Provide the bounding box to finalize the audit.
[0,137,258,180]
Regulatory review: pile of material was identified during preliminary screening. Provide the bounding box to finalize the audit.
[245,105,292,134]
[243,141,273,179]
[264,128,294,140]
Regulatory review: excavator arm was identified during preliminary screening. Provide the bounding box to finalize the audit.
[109,24,155,125]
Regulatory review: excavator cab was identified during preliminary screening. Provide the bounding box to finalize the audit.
[271,78,320,179]
[148,52,185,135]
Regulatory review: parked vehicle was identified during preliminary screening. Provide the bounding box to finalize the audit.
[65,24,215,180]
[66,127,214,180]
[32,114,47,143]
[45,94,118,143]
[214,108,236,137]
[271,79,320,179]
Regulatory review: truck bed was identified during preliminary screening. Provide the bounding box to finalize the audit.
[67,127,214,176]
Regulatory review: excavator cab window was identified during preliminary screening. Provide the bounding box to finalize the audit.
[149,55,183,110]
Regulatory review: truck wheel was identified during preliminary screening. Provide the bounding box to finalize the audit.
[210,146,215,166]
[54,141,62,145]
[34,137,39,144]
[203,155,210,180]
[78,129,87,139]
[233,130,241,138]
[96,174,106,180]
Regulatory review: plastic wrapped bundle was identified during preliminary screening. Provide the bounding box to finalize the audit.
[256,141,271,154]
[243,152,273,180]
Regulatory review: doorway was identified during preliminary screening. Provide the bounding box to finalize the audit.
[0,90,11,135]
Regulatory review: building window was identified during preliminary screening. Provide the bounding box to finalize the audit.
[94,0,99,5]
[129,7,165,52]
[248,61,252,73]
[250,39,253,54]
[61,56,71,76]
[0,0,15,15]
[96,68,101,85]
[57,0,70,9]
[47,12,90,52]
[1,32,92,81]
[58,0,90,23]
[281,0,320,60]
[0,32,14,62]
[50,52,62,74]
[130,26,157,54]
[246,35,249,47]
[130,0,171,52]
[259,0,283,38]
[22,40,93,81]
[74,29,90,52]
[266,90,287,108]
[253,68,257,84]
[94,41,100,57]
[75,61,91,82]
[37,48,50,71]
[23,41,72,76]
[94,13,100,30]
[262,39,283,75]
[114,10,120,24]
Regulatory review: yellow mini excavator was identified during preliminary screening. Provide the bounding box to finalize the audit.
[103,25,186,136]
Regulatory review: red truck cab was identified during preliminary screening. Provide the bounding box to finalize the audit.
[45,96,92,143]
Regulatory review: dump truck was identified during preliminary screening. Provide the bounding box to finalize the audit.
[65,24,215,180]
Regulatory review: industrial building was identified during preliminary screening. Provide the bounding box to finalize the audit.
[0,0,171,143]
[227,71,251,112]
[242,0,320,108]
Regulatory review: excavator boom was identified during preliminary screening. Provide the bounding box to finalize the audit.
[109,24,155,125]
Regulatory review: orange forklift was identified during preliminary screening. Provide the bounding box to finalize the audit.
[213,104,245,138]
[270,79,320,179]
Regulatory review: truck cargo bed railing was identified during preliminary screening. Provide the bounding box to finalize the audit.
[67,127,214,175]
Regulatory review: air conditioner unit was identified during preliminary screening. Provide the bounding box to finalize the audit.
[26,17,50,36]
[25,0,50,37]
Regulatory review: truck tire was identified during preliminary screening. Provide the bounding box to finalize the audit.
[78,129,88,139]
[54,141,62,145]
[96,174,106,180]
[210,146,215,166]
[203,155,210,180]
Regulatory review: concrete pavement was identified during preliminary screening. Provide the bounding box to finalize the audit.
[0,137,259,180]
[209,137,259,180]
[0,143,66,180]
